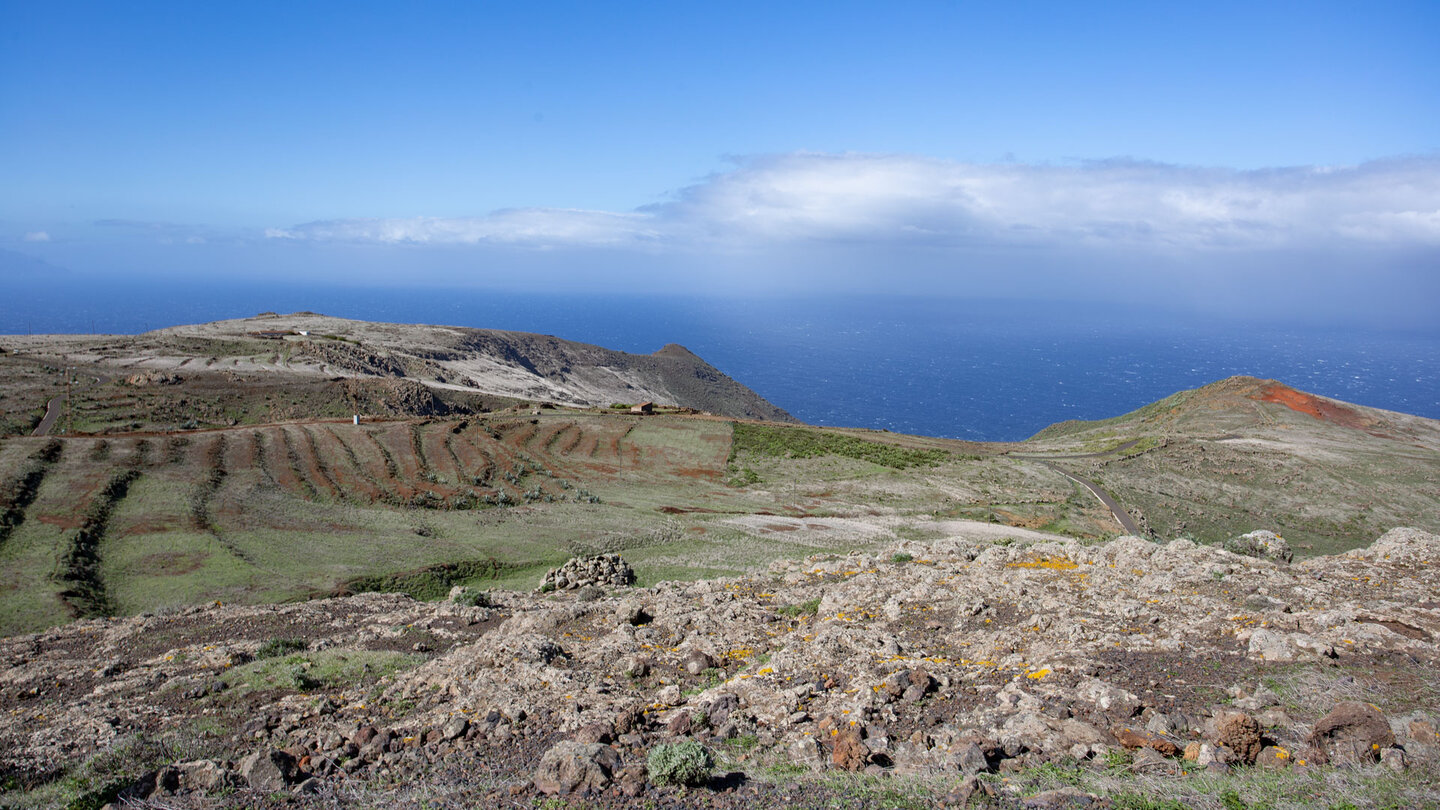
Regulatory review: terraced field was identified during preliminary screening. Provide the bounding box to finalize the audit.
[7,375,1430,637]
[1,411,1087,634]
[0,415,916,633]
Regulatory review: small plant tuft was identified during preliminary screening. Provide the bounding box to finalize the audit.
[646,740,714,787]
[256,637,308,659]
[452,587,492,608]
[778,598,821,617]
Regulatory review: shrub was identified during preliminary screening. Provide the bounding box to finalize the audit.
[646,740,713,786]
[777,598,821,617]
[891,552,914,563]
[730,423,949,469]
[453,587,492,608]
[256,638,308,659]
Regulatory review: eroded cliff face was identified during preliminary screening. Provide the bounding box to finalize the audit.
[4,528,1438,807]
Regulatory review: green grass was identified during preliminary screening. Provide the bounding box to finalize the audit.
[222,649,425,695]
[730,423,951,470]
[3,724,223,810]
[994,756,1440,810]
[777,598,821,617]
[344,558,512,601]
[255,637,309,658]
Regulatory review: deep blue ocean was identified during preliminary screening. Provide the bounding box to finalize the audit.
[3,278,1436,442]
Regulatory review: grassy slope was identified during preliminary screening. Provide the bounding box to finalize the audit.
[1022,376,1440,553]
[2,375,1437,636]
[0,412,1109,635]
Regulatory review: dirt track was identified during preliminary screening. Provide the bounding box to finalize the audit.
[31,373,111,436]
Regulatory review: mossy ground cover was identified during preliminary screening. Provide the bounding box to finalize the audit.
[218,648,426,696]
[730,423,952,470]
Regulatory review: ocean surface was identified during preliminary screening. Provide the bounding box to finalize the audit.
[3,278,1437,442]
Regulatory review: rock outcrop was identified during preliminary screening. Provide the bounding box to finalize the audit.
[3,528,1438,806]
[540,554,636,591]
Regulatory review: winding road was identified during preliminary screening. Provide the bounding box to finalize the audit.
[1010,441,1144,535]
[1031,460,1142,535]
[32,372,112,436]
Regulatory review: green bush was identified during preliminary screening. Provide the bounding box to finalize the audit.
[452,587,492,607]
[777,598,821,617]
[256,638,308,659]
[891,552,914,563]
[730,423,950,469]
[646,740,714,786]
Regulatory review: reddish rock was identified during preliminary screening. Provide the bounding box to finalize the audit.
[1308,702,1395,766]
[1211,712,1262,765]
[832,728,870,771]
[573,721,615,745]
[1111,725,1179,757]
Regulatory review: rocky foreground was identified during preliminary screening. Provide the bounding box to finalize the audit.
[3,528,1439,808]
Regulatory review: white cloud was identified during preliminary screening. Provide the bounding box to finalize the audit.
[264,153,1440,254]
[22,231,50,242]
[265,209,663,248]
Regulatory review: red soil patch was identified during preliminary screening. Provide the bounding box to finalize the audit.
[1252,383,1384,435]
[137,551,206,575]
[119,518,183,535]
[292,427,343,500]
[674,466,721,480]
[37,515,83,529]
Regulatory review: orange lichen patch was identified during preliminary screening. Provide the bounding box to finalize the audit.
[1253,383,1387,436]
[1006,555,1079,571]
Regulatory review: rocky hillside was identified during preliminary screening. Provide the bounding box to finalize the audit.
[1,313,794,423]
[4,527,1437,809]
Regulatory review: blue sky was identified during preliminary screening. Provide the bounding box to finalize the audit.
[2,1,1437,325]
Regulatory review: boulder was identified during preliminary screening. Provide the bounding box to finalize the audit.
[1256,745,1293,769]
[832,728,870,771]
[1224,530,1293,563]
[442,716,469,741]
[176,759,236,791]
[239,749,301,792]
[682,649,715,676]
[1308,702,1395,766]
[540,554,636,591]
[786,737,827,770]
[1074,678,1140,720]
[534,741,622,795]
[1111,725,1179,757]
[945,741,991,775]
[1208,711,1262,765]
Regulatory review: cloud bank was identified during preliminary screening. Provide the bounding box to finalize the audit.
[265,153,1440,253]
